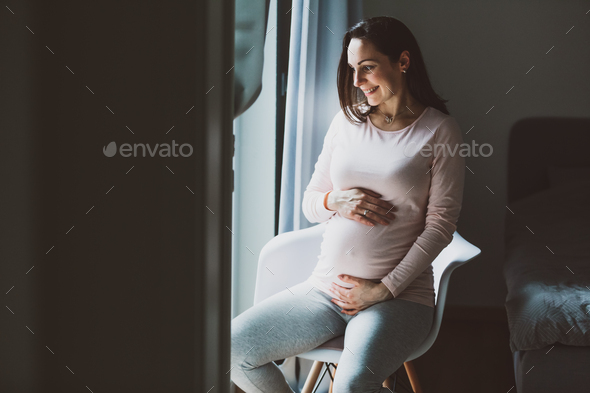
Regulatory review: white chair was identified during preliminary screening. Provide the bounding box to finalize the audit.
[253,222,481,393]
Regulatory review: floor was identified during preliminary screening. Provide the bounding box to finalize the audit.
[234,306,516,393]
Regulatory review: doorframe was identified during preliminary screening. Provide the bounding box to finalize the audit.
[198,0,235,391]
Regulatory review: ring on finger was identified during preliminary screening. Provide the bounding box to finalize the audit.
[363,209,368,216]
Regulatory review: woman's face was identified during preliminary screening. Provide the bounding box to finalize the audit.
[347,38,406,105]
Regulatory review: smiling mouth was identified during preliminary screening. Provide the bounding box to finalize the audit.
[362,86,379,95]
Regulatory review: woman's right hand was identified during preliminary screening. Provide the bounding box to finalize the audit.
[326,188,396,227]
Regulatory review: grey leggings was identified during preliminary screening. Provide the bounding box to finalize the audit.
[231,279,434,393]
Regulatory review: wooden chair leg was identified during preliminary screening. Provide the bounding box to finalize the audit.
[403,361,423,393]
[382,374,395,389]
[301,360,324,393]
[329,363,337,393]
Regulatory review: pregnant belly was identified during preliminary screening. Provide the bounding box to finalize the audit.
[314,214,410,283]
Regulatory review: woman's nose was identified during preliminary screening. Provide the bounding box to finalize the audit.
[353,71,364,87]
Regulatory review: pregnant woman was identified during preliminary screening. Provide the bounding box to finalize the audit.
[231,16,465,392]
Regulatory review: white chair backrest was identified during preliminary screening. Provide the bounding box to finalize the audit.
[407,231,481,361]
[253,222,327,305]
[431,231,482,305]
[253,223,480,315]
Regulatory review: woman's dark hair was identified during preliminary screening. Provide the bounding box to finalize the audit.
[337,16,449,124]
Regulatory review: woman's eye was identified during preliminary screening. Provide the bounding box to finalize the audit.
[350,66,373,73]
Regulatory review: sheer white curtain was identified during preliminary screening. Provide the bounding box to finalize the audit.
[276,2,363,390]
[278,0,363,235]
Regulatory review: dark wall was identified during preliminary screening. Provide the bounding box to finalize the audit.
[1,1,232,391]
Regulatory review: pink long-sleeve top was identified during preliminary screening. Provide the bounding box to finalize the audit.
[302,106,465,308]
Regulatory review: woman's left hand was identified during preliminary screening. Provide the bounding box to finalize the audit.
[329,274,394,316]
